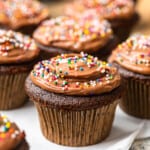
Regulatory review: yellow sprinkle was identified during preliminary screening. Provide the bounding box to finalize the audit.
[102,62,106,65]
[6,122,11,128]
[84,29,89,35]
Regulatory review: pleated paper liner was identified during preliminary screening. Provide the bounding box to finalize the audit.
[35,100,118,146]
[110,13,139,42]
[0,73,28,110]
[119,77,150,119]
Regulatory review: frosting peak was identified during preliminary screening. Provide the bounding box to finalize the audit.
[0,30,39,64]
[109,34,150,75]
[30,53,120,96]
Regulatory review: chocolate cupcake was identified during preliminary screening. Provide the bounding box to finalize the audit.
[65,0,139,41]
[33,16,118,60]
[0,29,40,110]
[25,52,123,146]
[109,34,150,119]
[0,0,49,35]
[0,114,29,150]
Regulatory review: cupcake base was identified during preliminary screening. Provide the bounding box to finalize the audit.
[120,77,150,119]
[0,73,28,110]
[0,59,39,110]
[36,36,119,61]
[110,13,139,42]
[35,101,117,146]
[25,77,123,146]
[113,63,150,119]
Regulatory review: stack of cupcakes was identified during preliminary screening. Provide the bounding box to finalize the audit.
[65,0,139,41]
[1,0,149,148]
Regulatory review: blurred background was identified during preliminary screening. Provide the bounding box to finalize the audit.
[41,0,150,35]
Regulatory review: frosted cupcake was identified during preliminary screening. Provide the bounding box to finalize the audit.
[0,0,49,35]
[109,34,150,119]
[0,114,29,150]
[25,52,123,146]
[33,16,118,60]
[0,30,40,110]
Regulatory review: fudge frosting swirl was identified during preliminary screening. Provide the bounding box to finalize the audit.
[0,115,25,150]
[0,30,39,64]
[30,52,120,95]
[109,34,150,75]
[33,16,112,53]
[0,0,49,29]
[65,0,135,20]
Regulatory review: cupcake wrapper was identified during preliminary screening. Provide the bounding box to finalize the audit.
[0,73,28,110]
[35,101,118,146]
[120,77,150,119]
[112,13,139,42]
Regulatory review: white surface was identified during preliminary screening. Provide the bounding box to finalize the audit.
[1,102,150,150]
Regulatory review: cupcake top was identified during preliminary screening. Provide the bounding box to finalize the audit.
[109,34,150,75]
[0,30,39,64]
[0,115,25,150]
[0,0,49,29]
[33,16,112,53]
[65,0,135,20]
[30,52,120,96]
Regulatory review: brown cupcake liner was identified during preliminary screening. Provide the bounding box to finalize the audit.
[111,13,139,42]
[0,72,28,110]
[34,100,118,146]
[120,77,150,119]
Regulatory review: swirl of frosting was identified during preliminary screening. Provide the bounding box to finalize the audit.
[0,115,25,150]
[65,0,135,20]
[0,30,39,64]
[33,16,112,53]
[0,0,49,29]
[30,52,120,96]
[109,34,150,75]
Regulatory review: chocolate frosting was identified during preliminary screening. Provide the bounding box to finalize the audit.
[65,0,135,20]
[109,34,150,75]
[0,30,39,64]
[0,115,25,150]
[30,53,120,96]
[0,0,49,29]
[33,16,112,53]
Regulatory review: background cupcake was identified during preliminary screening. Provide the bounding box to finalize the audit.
[0,30,40,110]
[25,52,123,146]
[109,34,150,119]
[65,0,139,41]
[0,0,49,35]
[33,16,118,60]
[0,114,29,150]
